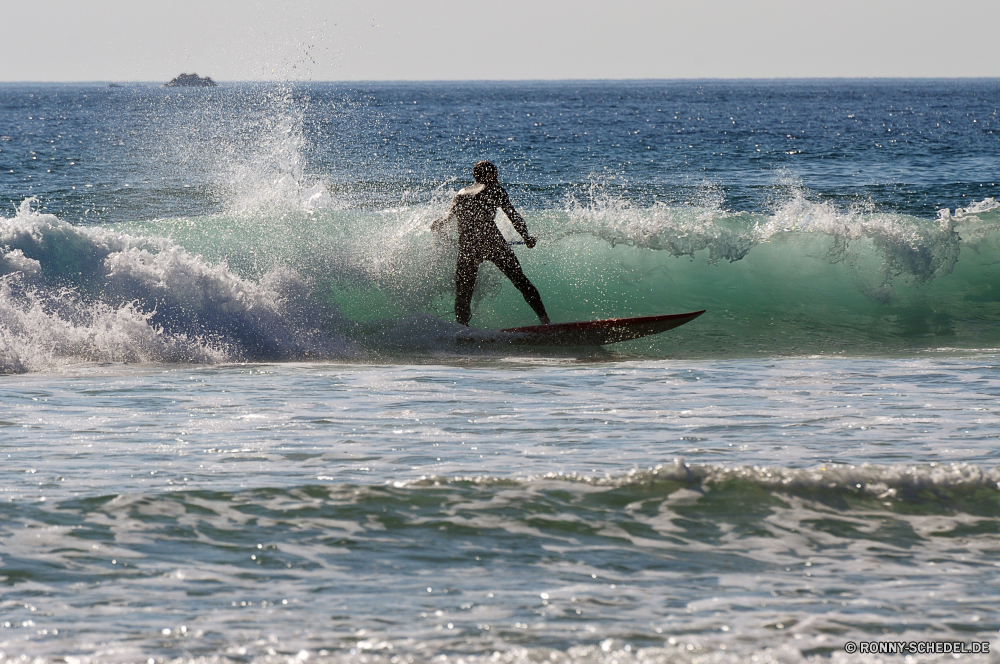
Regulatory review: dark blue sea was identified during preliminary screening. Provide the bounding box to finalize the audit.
[1,80,999,663]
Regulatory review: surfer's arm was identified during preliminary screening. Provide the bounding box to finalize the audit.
[430,204,456,234]
[498,189,537,247]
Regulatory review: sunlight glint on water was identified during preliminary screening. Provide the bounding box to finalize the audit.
[1,80,999,663]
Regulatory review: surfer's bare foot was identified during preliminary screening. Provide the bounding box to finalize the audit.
[540,315,550,325]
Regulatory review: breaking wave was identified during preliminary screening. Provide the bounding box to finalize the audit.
[0,199,355,373]
[4,188,1000,372]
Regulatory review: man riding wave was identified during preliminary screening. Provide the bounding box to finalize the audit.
[432,161,550,327]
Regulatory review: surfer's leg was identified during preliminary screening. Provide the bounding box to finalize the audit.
[491,246,549,323]
[455,252,480,326]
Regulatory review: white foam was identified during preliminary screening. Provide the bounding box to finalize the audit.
[406,459,1000,498]
[554,189,986,285]
[0,199,355,373]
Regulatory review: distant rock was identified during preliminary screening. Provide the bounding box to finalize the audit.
[165,73,217,87]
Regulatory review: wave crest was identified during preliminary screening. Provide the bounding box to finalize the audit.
[405,459,1000,508]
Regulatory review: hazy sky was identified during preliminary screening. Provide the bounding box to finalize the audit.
[6,0,1000,81]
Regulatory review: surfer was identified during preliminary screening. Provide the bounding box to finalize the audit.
[432,160,550,326]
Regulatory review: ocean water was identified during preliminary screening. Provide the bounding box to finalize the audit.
[1,79,1000,663]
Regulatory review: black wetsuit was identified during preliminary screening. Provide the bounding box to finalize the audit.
[445,182,547,326]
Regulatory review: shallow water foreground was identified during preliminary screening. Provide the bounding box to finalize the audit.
[1,357,999,663]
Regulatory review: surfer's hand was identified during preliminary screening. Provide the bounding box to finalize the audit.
[431,213,453,234]
[525,236,537,248]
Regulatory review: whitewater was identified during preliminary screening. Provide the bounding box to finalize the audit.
[1,79,999,663]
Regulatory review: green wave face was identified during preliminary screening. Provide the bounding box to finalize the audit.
[123,195,1000,357]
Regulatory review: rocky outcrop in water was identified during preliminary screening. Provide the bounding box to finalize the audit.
[165,73,217,87]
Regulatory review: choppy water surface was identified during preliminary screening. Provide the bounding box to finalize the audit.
[3,358,1000,663]
[2,80,1000,662]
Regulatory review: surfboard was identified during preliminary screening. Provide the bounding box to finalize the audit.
[459,310,705,347]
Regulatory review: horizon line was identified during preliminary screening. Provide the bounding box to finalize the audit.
[3,76,1000,85]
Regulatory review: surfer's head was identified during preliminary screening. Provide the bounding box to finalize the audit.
[473,160,498,184]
